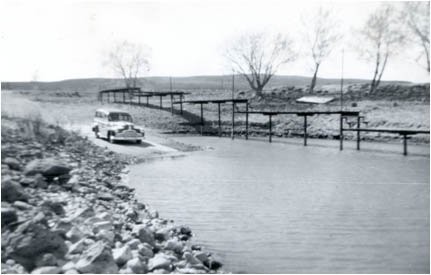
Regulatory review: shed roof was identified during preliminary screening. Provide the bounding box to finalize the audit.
[296,96,334,104]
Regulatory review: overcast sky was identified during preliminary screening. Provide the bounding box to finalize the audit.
[1,0,429,82]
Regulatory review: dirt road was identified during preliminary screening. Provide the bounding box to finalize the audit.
[68,124,185,160]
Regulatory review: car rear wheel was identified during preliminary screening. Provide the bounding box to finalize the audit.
[93,126,100,138]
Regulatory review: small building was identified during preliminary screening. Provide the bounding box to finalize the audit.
[296,96,334,104]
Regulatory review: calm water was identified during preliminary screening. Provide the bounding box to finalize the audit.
[129,137,430,273]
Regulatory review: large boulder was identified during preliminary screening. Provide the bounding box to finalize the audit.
[34,253,57,267]
[112,245,133,266]
[31,266,61,274]
[137,243,154,258]
[75,241,118,274]
[194,251,209,264]
[96,229,115,245]
[126,258,148,273]
[1,260,27,274]
[126,238,141,250]
[164,239,184,254]
[41,200,65,216]
[1,207,18,227]
[2,157,21,171]
[65,226,86,243]
[24,158,71,179]
[132,224,155,245]
[148,253,172,271]
[1,178,28,203]
[3,222,67,270]
[67,238,87,254]
[97,192,115,201]
[20,174,47,189]
[13,201,33,210]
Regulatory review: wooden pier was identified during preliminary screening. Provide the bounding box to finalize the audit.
[98,88,429,156]
[173,99,248,137]
[99,88,189,114]
[235,110,360,146]
[98,87,141,104]
[342,128,430,155]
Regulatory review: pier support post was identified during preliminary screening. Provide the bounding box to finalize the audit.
[339,114,343,151]
[159,96,163,109]
[138,95,141,105]
[123,91,125,103]
[245,102,249,140]
[303,115,307,146]
[146,96,149,106]
[170,94,174,115]
[231,102,235,140]
[180,95,183,115]
[107,92,109,103]
[114,92,117,103]
[403,134,408,156]
[217,103,221,137]
[269,115,273,143]
[357,116,361,150]
[200,103,204,136]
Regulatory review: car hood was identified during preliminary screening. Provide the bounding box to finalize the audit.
[109,122,142,131]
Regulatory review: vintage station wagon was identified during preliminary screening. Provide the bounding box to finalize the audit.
[92,108,144,143]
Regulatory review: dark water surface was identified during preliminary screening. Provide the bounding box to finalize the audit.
[129,137,430,273]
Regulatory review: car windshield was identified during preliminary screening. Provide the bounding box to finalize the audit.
[108,113,133,122]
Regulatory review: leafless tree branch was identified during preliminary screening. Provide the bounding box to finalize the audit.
[107,41,151,89]
[302,7,342,93]
[356,3,405,93]
[224,32,296,97]
[400,2,430,72]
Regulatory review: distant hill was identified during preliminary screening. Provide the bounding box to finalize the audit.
[1,75,413,93]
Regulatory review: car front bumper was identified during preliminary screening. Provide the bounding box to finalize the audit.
[111,136,144,141]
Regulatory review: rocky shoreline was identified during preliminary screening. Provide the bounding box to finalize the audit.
[1,117,222,274]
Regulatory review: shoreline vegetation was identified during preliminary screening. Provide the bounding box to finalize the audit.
[1,115,222,274]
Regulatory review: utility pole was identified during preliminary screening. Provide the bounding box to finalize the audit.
[339,48,345,151]
[231,73,235,100]
[231,73,235,139]
[340,48,344,111]
[170,76,173,115]
[169,76,173,92]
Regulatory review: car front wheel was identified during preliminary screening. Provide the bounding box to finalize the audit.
[108,133,115,144]
[136,139,142,144]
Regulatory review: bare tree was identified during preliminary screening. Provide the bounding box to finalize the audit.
[401,2,430,72]
[225,32,296,98]
[357,4,405,93]
[107,41,151,88]
[302,7,342,93]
